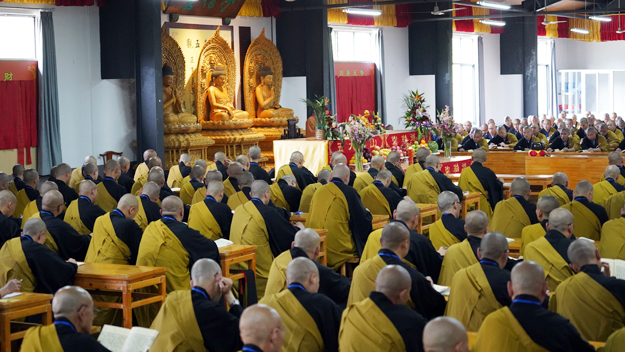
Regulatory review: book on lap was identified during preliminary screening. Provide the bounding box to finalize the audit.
[97,324,159,352]
[601,258,625,280]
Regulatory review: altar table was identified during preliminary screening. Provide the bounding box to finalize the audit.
[0,292,52,352]
[75,263,167,328]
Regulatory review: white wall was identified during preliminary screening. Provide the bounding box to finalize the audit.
[555,38,625,70]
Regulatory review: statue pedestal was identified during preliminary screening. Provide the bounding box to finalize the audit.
[164,133,215,170]
[201,128,265,161]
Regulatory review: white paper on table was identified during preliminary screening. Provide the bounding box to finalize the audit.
[506,238,515,243]
[2,292,21,299]
[215,239,234,248]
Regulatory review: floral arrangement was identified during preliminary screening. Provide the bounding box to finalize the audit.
[372,111,386,135]
[402,90,432,142]
[303,95,342,139]
[344,114,375,171]
[433,106,456,139]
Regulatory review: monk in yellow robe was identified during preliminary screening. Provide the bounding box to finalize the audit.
[134,148,157,182]
[581,126,610,152]
[429,191,467,250]
[438,210,490,285]
[131,156,162,195]
[404,147,430,182]
[299,169,331,212]
[150,259,243,352]
[594,165,624,207]
[550,239,625,342]
[322,152,357,187]
[21,286,109,352]
[524,208,576,291]
[473,261,594,352]
[600,202,625,260]
[339,265,427,352]
[188,181,232,241]
[0,190,20,247]
[75,161,100,194]
[179,165,206,205]
[490,177,539,238]
[63,180,105,235]
[276,151,317,190]
[270,174,302,212]
[8,164,24,196]
[458,129,489,152]
[599,122,621,149]
[223,162,243,198]
[136,196,220,327]
[446,231,511,331]
[230,180,302,299]
[21,181,58,229]
[457,148,504,218]
[307,164,372,270]
[488,125,518,148]
[51,163,79,207]
[354,155,386,192]
[358,170,404,217]
[261,258,342,352]
[538,172,574,206]
[603,327,625,352]
[166,153,191,188]
[531,123,549,145]
[225,170,253,210]
[422,317,469,352]
[406,155,463,205]
[134,181,161,230]
[14,168,39,219]
[600,151,625,186]
[239,304,285,352]
[562,180,609,241]
[68,155,97,192]
[95,160,129,213]
[521,195,560,256]
[546,127,581,152]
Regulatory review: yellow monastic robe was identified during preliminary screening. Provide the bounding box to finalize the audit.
[562,201,602,241]
[29,212,58,255]
[429,219,462,250]
[265,249,292,297]
[307,183,355,270]
[615,129,625,141]
[593,181,619,208]
[360,229,414,268]
[8,180,19,196]
[230,201,272,299]
[269,183,289,211]
[445,262,502,331]
[596,135,611,152]
[20,324,64,352]
[406,170,440,204]
[134,196,149,231]
[131,173,148,196]
[69,167,84,192]
[63,199,91,235]
[520,223,546,256]
[524,236,574,292]
[359,184,391,217]
[14,189,31,218]
[277,165,298,189]
[600,217,625,260]
[472,307,549,352]
[149,290,205,352]
[438,239,478,286]
[605,130,621,149]
[490,197,531,238]
[134,162,149,182]
[404,163,424,183]
[603,327,625,352]
[179,180,197,205]
[601,173,625,186]
[85,213,131,264]
[260,290,325,352]
[353,173,374,193]
[550,272,625,342]
[21,200,39,229]
[458,166,493,218]
[166,165,183,188]
[338,297,405,352]
[223,178,237,198]
[536,132,549,146]
[605,192,625,220]
[538,186,571,207]
[299,183,323,212]
[347,255,387,306]
[227,191,249,211]
[188,201,223,241]
[0,237,36,292]
[95,182,118,213]
[191,186,207,205]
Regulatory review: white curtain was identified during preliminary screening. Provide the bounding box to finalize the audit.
[549,39,558,116]
[477,36,486,124]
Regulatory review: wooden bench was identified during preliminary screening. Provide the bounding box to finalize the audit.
[315,229,328,266]
[0,292,52,352]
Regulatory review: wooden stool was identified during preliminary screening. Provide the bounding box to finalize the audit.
[0,292,53,352]
[339,255,360,278]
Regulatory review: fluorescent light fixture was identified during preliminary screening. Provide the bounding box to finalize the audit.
[476,1,511,10]
[480,19,506,26]
[571,27,590,34]
[342,8,382,16]
[589,15,612,22]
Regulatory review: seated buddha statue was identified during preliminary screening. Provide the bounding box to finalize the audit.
[254,66,294,119]
[163,64,198,131]
[204,65,249,122]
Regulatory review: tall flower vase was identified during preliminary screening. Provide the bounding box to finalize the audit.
[354,148,364,172]
[444,137,453,159]
[315,128,325,140]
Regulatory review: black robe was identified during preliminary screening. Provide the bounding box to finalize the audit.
[277,179,302,212]
[101,177,127,202]
[427,169,464,203]
[489,134,513,146]
[384,162,405,188]
[290,247,351,307]
[512,196,540,224]
[574,197,609,225]
[510,294,594,352]
[249,162,271,184]
[470,162,504,210]
[440,214,467,242]
[179,162,192,178]
[548,130,561,144]
[160,184,175,202]
[580,137,600,150]
[39,211,91,261]
[605,178,625,192]
[162,217,220,269]
[330,178,372,255]
[23,186,40,203]
[202,197,233,240]
[53,179,78,207]
[577,127,586,139]
[240,187,291,222]
[21,236,77,294]
[580,264,625,309]
[544,229,576,263]
[139,195,162,225]
[287,163,317,190]
[288,284,342,352]
[11,177,25,192]
[189,178,204,192]
[109,210,143,265]
[118,171,135,194]
[251,200,298,257]
[77,197,106,232]
[369,291,427,352]
[513,137,534,150]
[379,248,447,320]
[467,235,519,271]
[192,286,243,352]
[393,220,442,283]
[548,136,574,150]
[368,168,406,197]
[83,175,101,185]
[480,259,512,307]
[372,181,402,215]
[215,160,228,181]
[0,211,20,248]
[616,138,625,151]
[555,184,574,201]
[458,139,482,151]
[54,317,111,352]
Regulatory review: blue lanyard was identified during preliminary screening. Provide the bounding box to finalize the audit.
[251,198,263,204]
[512,195,525,201]
[574,197,587,202]
[140,194,150,201]
[191,287,209,300]
[287,283,307,292]
[480,259,499,267]
[21,235,32,242]
[250,162,258,166]
[512,298,542,307]
[190,178,198,183]
[162,216,177,222]
[85,175,93,180]
[330,180,342,184]
[379,252,400,260]
[205,196,216,202]
[25,186,34,191]
[113,209,125,218]
[373,181,383,186]
[242,348,259,352]
[79,196,91,203]
[606,178,615,182]
[442,213,453,217]
[104,177,115,182]
[40,210,53,216]
[426,167,435,172]
[54,321,76,332]
[289,163,297,167]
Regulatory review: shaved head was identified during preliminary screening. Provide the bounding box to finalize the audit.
[294,228,321,255]
[83,156,97,165]
[0,190,16,208]
[0,173,8,189]
[161,196,183,216]
[238,171,254,187]
[548,208,574,233]
[552,172,568,186]
[147,167,165,185]
[387,151,401,163]
[240,304,283,348]
[568,239,598,267]
[249,146,261,160]
[331,163,350,182]
[472,148,487,163]
[191,258,221,286]
[117,194,138,211]
[237,155,249,166]
[380,222,409,251]
[143,149,157,161]
[148,157,162,169]
[537,195,560,218]
[251,180,270,199]
[574,180,593,198]
[141,181,160,199]
[206,181,224,197]
[376,265,411,297]
[317,169,331,182]
[332,153,347,165]
[376,169,393,182]
[205,170,223,183]
[190,165,205,179]
[437,191,459,212]
[12,165,24,178]
[179,154,191,163]
[510,261,546,298]
[53,163,71,178]
[40,181,58,196]
[608,151,623,166]
[511,177,531,196]
[215,152,227,162]
[194,159,208,169]
[23,169,38,185]
[119,156,130,169]
[290,151,304,163]
[42,190,64,212]
[83,162,97,176]
[371,155,385,169]
[286,257,318,286]
[78,180,97,196]
[23,218,46,238]
[425,155,440,168]
[105,159,120,173]
[423,317,468,352]
[227,162,243,178]
[480,231,509,260]
[52,286,94,334]
[605,165,620,180]
[465,210,489,235]
[416,147,431,163]
[395,199,420,223]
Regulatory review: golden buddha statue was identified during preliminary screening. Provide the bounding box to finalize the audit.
[203,65,249,122]
[255,66,294,119]
[162,64,201,134]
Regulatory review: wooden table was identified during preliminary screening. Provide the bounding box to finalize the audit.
[467,331,605,349]
[0,292,52,352]
[508,238,522,258]
[462,192,481,218]
[415,203,438,234]
[219,245,257,282]
[75,263,167,329]
[315,229,328,266]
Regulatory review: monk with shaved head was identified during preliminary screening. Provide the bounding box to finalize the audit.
[359,169,405,217]
[63,180,105,235]
[131,157,162,195]
[95,159,128,212]
[179,165,206,205]
[308,163,372,270]
[298,169,332,212]
[406,154,463,205]
[265,228,351,306]
[52,163,79,206]
[269,174,302,212]
[134,149,157,182]
[20,181,58,227]
[14,168,39,219]
[490,176,539,238]
[188,180,232,240]
[223,170,252,209]
[340,265,427,352]
[68,156,98,191]
[247,146,271,184]
[473,261,593,351]
[423,317,469,352]
[276,150,317,190]
[594,165,625,207]
[223,162,244,197]
[323,152,357,186]
[166,153,192,189]
[0,190,20,246]
[561,180,608,241]
[9,164,25,195]
[240,304,285,352]
[261,257,342,352]
[457,147,504,218]
[404,147,431,182]
[136,195,219,326]
[521,194,561,255]
[133,181,162,230]
[150,258,243,352]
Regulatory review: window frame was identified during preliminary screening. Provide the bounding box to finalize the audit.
[330,25,379,63]
[452,34,480,127]
[0,11,39,61]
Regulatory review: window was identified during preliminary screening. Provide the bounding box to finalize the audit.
[537,39,553,116]
[0,14,37,60]
[452,35,479,126]
[331,27,378,62]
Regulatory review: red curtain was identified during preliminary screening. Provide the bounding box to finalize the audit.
[453,3,474,32]
[335,75,375,123]
[347,0,375,26]
[601,15,625,41]
[0,80,38,164]
[55,0,105,6]
[395,4,412,27]
[488,9,505,34]
[261,0,280,17]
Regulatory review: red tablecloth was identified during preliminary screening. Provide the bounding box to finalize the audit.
[327,130,420,163]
